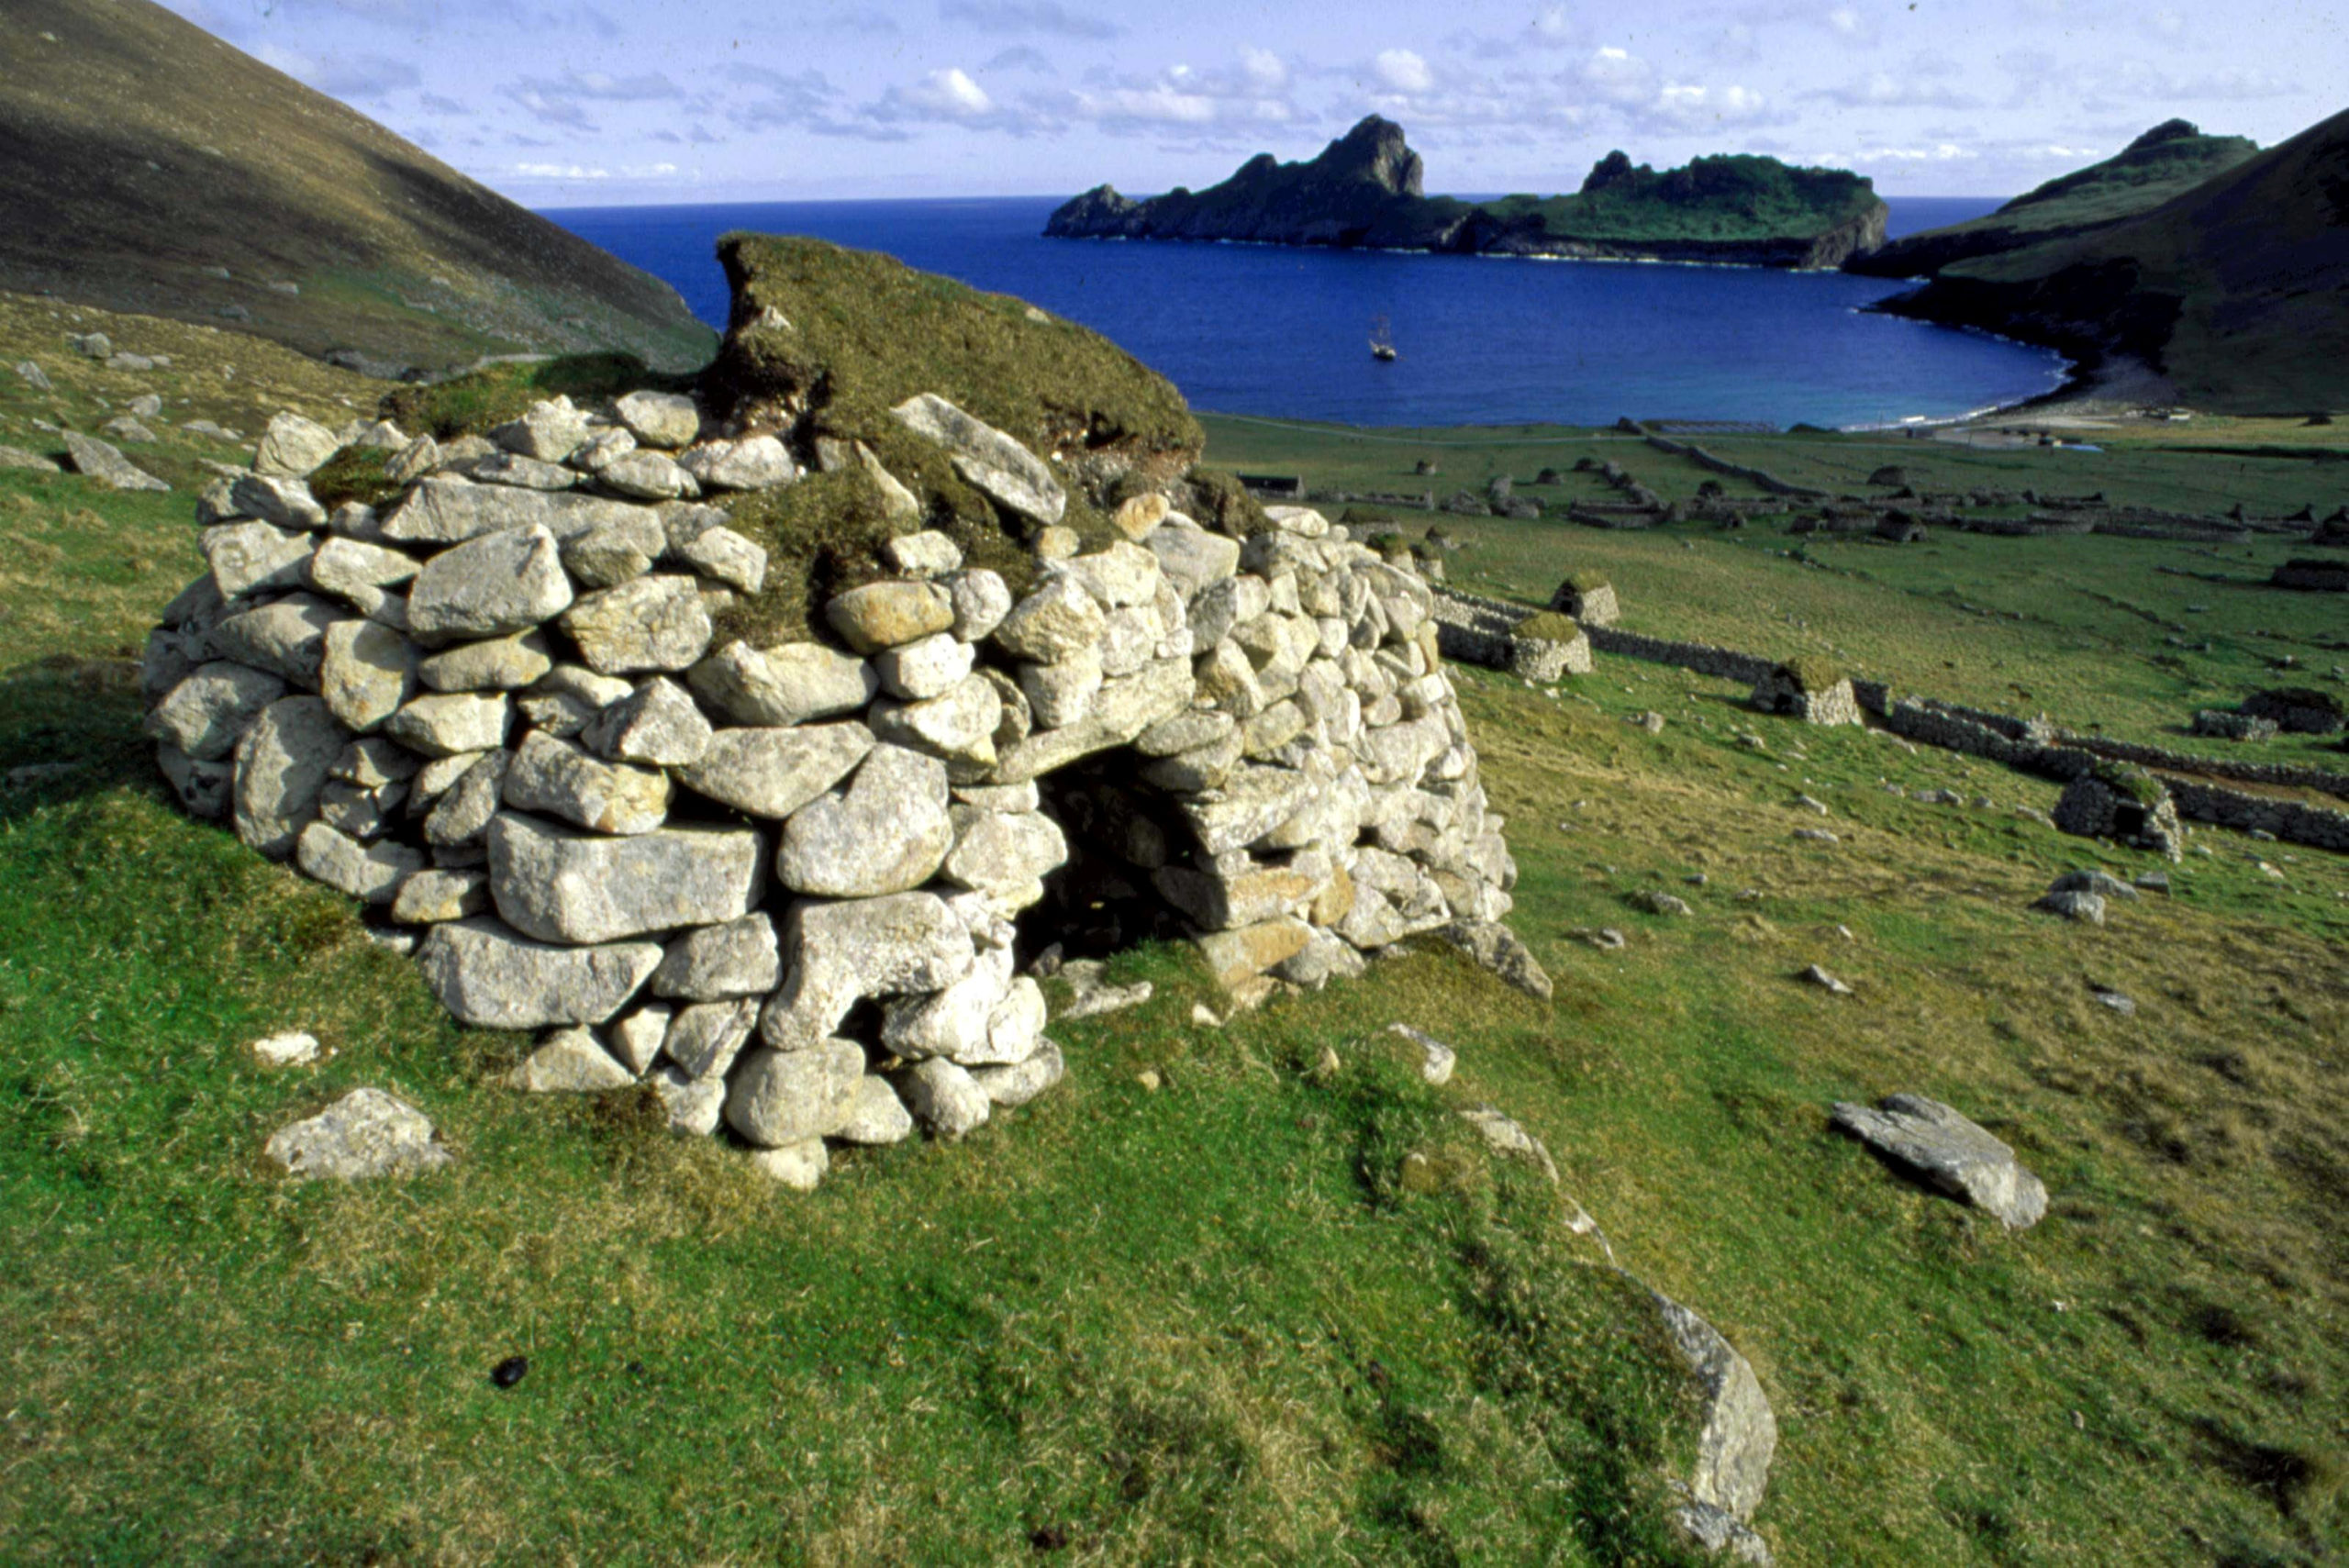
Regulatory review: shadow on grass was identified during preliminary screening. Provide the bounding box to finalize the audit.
[0,656,157,826]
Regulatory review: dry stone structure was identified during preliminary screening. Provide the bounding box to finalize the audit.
[141,330,1535,1183]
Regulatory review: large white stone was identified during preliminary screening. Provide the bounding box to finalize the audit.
[149,661,286,761]
[264,1087,451,1180]
[775,743,953,897]
[758,892,974,1051]
[561,574,712,673]
[688,640,877,727]
[486,813,763,944]
[723,1039,866,1147]
[417,917,662,1029]
[233,695,349,860]
[888,393,1063,526]
[676,721,874,818]
[501,730,671,836]
[406,524,573,644]
[650,913,780,1001]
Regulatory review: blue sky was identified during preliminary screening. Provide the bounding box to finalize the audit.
[159,0,2343,207]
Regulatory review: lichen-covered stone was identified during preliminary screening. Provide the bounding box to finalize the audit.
[486,812,763,944]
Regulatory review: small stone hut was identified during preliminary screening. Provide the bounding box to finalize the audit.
[2270,558,2348,592]
[1548,572,1619,627]
[2052,763,2186,861]
[139,237,1541,1185]
[1506,612,1593,683]
[2243,686,2346,735]
[1750,659,1862,726]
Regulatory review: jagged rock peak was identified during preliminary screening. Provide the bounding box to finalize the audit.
[2127,117,2204,150]
[1315,116,1424,197]
[1581,150,1644,195]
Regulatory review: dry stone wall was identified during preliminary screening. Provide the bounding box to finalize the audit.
[142,393,1535,1184]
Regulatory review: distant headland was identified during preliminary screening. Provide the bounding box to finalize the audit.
[1045,116,1889,271]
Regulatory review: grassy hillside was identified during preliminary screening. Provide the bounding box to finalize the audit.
[2,308,2344,1560]
[1849,122,2260,281]
[1875,106,2349,413]
[1201,413,2349,771]
[0,0,713,374]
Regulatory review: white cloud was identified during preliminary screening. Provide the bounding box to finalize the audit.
[907,66,994,117]
[1650,83,1771,127]
[512,162,610,179]
[1860,142,1977,161]
[1241,47,1287,91]
[1829,7,1862,36]
[1374,49,1435,95]
[1582,46,1658,106]
[1532,6,1573,42]
[938,0,1120,39]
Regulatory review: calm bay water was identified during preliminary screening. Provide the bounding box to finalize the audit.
[545,195,2060,430]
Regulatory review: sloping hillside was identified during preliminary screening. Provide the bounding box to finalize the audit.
[1848,120,2259,281]
[0,0,713,374]
[1877,106,2349,411]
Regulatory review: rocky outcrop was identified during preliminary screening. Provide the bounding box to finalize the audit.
[1048,117,1886,272]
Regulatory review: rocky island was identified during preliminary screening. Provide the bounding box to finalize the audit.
[1046,117,1888,271]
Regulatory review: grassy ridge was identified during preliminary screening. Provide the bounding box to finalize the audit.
[1848,123,2260,282]
[0,0,712,373]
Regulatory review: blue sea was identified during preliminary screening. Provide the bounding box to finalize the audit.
[543,195,2060,430]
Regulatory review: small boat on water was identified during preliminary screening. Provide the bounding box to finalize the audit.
[1370,316,1397,361]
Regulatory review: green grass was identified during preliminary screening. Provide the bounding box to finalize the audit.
[377,352,690,442]
[1199,414,2349,772]
[3,393,2346,1562]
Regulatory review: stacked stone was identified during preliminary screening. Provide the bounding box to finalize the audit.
[2191,708,2279,742]
[1547,576,1620,627]
[1748,668,1863,727]
[141,386,1530,1185]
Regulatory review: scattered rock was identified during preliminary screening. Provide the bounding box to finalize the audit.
[1389,1023,1456,1084]
[1799,963,1852,995]
[1831,1092,2048,1229]
[263,1087,453,1180]
[250,1030,320,1067]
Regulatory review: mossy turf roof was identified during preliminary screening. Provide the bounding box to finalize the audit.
[1775,656,1846,694]
[712,235,1200,467]
[1512,611,1583,642]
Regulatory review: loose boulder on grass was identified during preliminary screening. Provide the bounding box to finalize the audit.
[1831,1092,2048,1228]
[264,1087,453,1180]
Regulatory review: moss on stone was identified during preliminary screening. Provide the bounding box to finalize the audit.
[712,235,1200,470]
[1365,530,1409,556]
[1776,656,1845,694]
[1563,569,1613,595]
[2091,760,2167,806]
[1340,506,1397,529]
[376,352,678,439]
[1185,465,1272,538]
[1514,611,1583,642]
[305,446,397,511]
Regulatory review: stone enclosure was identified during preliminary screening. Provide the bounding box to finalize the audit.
[142,337,1535,1184]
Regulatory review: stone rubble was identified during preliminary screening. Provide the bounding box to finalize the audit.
[143,383,1537,1188]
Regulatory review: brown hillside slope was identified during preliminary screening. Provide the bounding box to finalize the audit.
[1878,106,2349,412]
[0,0,713,374]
